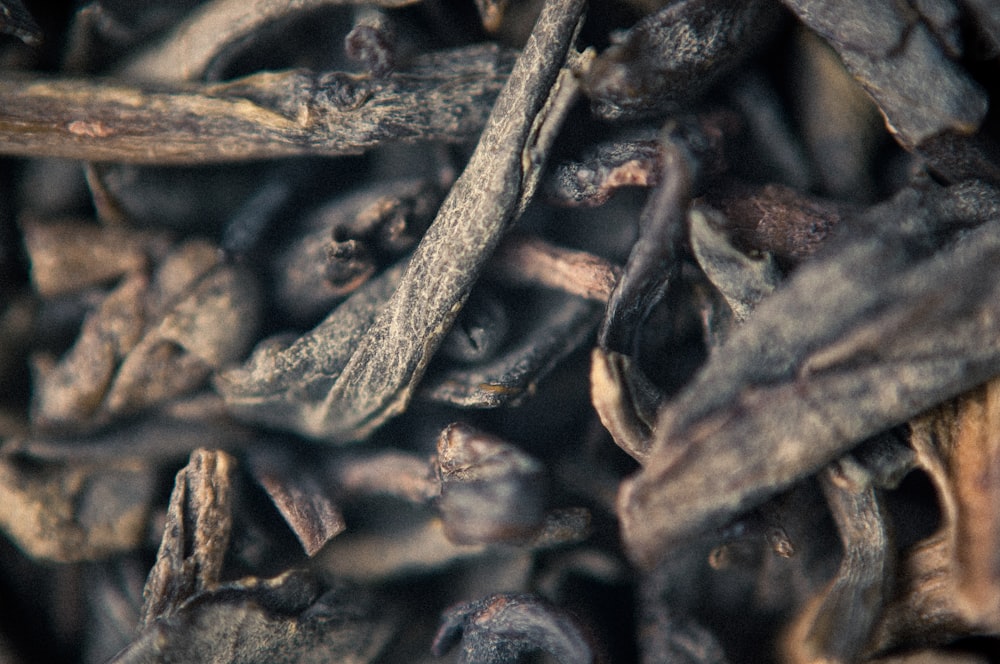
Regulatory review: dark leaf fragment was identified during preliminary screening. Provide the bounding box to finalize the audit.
[432,593,595,664]
[420,291,599,408]
[116,571,394,664]
[248,449,345,557]
[0,454,155,562]
[546,136,663,207]
[583,0,783,121]
[618,179,1000,568]
[0,0,42,46]
[783,455,892,664]
[435,422,546,545]
[139,448,235,628]
[218,0,586,441]
[0,45,515,164]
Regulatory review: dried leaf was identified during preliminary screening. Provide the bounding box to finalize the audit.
[432,593,595,664]
[618,180,1000,568]
[0,454,155,562]
[116,571,394,664]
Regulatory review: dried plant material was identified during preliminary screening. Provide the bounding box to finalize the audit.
[117,571,394,664]
[327,449,438,504]
[21,219,169,298]
[789,29,883,200]
[273,178,443,322]
[0,455,155,562]
[0,0,41,46]
[4,393,253,463]
[546,137,663,206]
[432,593,595,664]
[779,0,991,183]
[874,377,1000,652]
[218,0,586,441]
[248,449,345,556]
[0,46,515,164]
[618,180,1000,568]
[726,71,815,192]
[139,448,235,628]
[120,0,420,83]
[486,233,621,303]
[710,183,853,262]
[419,292,599,407]
[590,348,657,463]
[599,129,692,353]
[32,239,261,433]
[582,0,782,121]
[435,422,546,544]
[688,205,780,324]
[639,602,730,664]
[783,455,891,664]
[316,518,492,581]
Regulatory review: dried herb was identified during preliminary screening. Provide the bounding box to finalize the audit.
[5,0,1000,661]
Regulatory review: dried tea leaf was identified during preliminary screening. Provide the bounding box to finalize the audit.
[218,0,586,441]
[248,449,345,557]
[21,219,169,298]
[273,177,443,322]
[0,46,516,164]
[32,240,261,433]
[117,571,394,664]
[583,0,782,121]
[327,449,439,504]
[139,448,235,628]
[780,0,992,182]
[873,376,1000,651]
[590,348,656,463]
[486,233,622,303]
[688,205,780,325]
[618,180,1000,568]
[120,0,421,83]
[709,182,853,262]
[546,137,663,206]
[432,593,595,664]
[436,422,546,545]
[31,272,148,430]
[419,292,599,408]
[0,454,155,562]
[783,455,892,664]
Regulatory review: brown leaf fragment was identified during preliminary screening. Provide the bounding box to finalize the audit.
[419,292,599,408]
[486,233,622,303]
[31,240,261,433]
[274,178,443,322]
[783,455,892,664]
[21,218,169,298]
[617,179,1000,568]
[117,570,395,664]
[30,272,148,430]
[688,205,781,325]
[432,593,596,664]
[873,376,1000,651]
[248,450,345,557]
[780,0,993,183]
[582,0,783,121]
[327,449,439,504]
[139,448,235,628]
[218,0,586,441]
[589,348,656,463]
[709,183,854,263]
[119,0,421,83]
[0,454,155,562]
[0,46,515,164]
[436,422,546,545]
[545,138,663,207]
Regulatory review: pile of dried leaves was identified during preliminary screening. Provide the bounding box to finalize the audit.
[2,0,1000,662]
